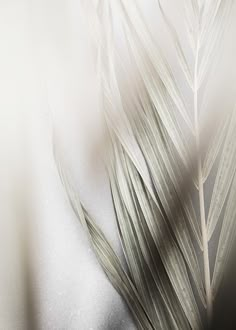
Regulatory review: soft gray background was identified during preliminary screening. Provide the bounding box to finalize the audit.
[0,0,135,329]
[0,0,236,329]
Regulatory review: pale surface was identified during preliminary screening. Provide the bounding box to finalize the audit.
[0,0,135,328]
[0,0,236,329]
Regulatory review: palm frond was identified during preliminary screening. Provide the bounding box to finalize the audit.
[202,112,230,182]
[109,143,191,329]
[55,0,235,329]
[119,1,193,130]
[119,4,194,172]
[198,1,233,86]
[54,153,155,329]
[157,0,193,89]
[102,0,234,327]
[207,106,236,240]
[109,136,201,329]
[211,172,236,297]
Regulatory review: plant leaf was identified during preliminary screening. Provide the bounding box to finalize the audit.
[130,109,205,304]
[54,154,155,330]
[207,106,236,240]
[109,140,201,329]
[211,172,236,297]
[157,0,193,89]
[109,146,190,329]
[121,22,193,171]
[198,0,232,86]
[117,0,194,132]
[102,55,157,203]
[202,111,230,182]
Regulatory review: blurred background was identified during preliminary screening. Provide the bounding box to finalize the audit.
[0,0,235,329]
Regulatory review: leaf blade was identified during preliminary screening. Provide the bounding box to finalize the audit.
[207,106,236,240]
